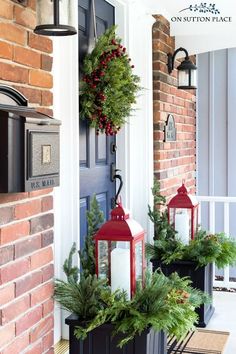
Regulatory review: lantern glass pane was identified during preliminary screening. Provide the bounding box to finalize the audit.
[36,0,76,28]
[191,69,197,87]
[174,208,191,245]
[36,0,53,25]
[135,241,143,287]
[98,240,109,280]
[178,69,189,87]
[111,241,131,299]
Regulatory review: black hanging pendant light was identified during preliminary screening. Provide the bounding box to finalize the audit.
[167,47,197,89]
[34,0,77,37]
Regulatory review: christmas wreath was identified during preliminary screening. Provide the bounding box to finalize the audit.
[80,26,141,135]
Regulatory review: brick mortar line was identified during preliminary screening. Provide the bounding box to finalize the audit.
[0,210,54,230]
[0,41,53,56]
[1,226,54,244]
[0,279,53,312]
[0,259,54,287]
[153,89,195,102]
[154,164,196,170]
[0,263,54,296]
[0,191,53,208]
[0,308,53,352]
[0,14,38,32]
[152,38,173,48]
[0,282,52,312]
[0,228,54,254]
[154,159,196,163]
[0,41,52,58]
[0,230,54,263]
[0,80,53,99]
[11,82,53,92]
[153,100,195,106]
[21,335,51,354]
[0,57,53,73]
[153,95,195,105]
[153,113,196,119]
[154,141,196,144]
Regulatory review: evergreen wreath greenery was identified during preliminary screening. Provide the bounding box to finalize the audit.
[55,244,208,348]
[80,26,141,136]
[146,180,236,268]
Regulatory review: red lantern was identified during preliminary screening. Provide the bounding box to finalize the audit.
[168,183,199,244]
[94,203,145,299]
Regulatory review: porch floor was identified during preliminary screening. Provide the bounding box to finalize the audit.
[206,291,236,353]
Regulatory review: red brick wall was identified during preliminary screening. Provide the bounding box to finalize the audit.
[153,15,196,199]
[0,1,54,353]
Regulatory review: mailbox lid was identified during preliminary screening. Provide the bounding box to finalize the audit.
[0,104,61,125]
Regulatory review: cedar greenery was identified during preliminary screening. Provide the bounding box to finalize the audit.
[79,195,104,277]
[147,180,236,268]
[55,244,208,348]
[80,26,140,135]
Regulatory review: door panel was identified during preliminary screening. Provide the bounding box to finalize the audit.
[79,0,115,252]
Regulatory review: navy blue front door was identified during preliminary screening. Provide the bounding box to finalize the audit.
[79,0,116,251]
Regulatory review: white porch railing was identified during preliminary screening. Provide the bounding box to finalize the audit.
[197,196,236,289]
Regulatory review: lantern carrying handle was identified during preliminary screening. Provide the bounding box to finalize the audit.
[114,170,123,205]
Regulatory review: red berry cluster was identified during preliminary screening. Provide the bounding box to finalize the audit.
[82,38,134,136]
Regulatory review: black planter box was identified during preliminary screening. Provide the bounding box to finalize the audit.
[151,260,215,327]
[65,314,167,354]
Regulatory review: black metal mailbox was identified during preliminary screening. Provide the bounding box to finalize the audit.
[0,104,61,193]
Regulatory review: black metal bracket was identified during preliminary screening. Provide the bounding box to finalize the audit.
[167,47,189,74]
[113,170,123,205]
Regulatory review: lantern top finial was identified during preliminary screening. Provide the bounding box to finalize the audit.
[111,203,130,221]
[168,181,198,208]
[177,182,188,195]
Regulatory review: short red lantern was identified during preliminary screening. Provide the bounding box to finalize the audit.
[94,203,145,299]
[168,183,199,244]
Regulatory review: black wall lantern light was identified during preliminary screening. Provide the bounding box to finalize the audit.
[34,0,77,36]
[167,47,197,89]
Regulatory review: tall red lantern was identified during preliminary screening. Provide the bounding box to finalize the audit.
[94,203,145,299]
[168,183,199,244]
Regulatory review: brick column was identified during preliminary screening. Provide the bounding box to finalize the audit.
[153,15,196,199]
[0,1,54,353]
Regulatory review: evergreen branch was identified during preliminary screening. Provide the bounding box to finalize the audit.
[78,195,104,277]
[63,242,79,283]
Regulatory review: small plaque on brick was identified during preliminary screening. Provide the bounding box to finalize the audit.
[164,114,176,142]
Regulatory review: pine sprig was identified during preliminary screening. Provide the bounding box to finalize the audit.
[79,195,104,277]
[54,275,108,320]
[63,242,79,283]
[80,25,141,135]
[148,180,176,241]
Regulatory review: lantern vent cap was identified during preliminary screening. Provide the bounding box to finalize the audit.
[111,203,130,221]
[94,203,144,240]
[168,182,198,208]
[177,183,188,195]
